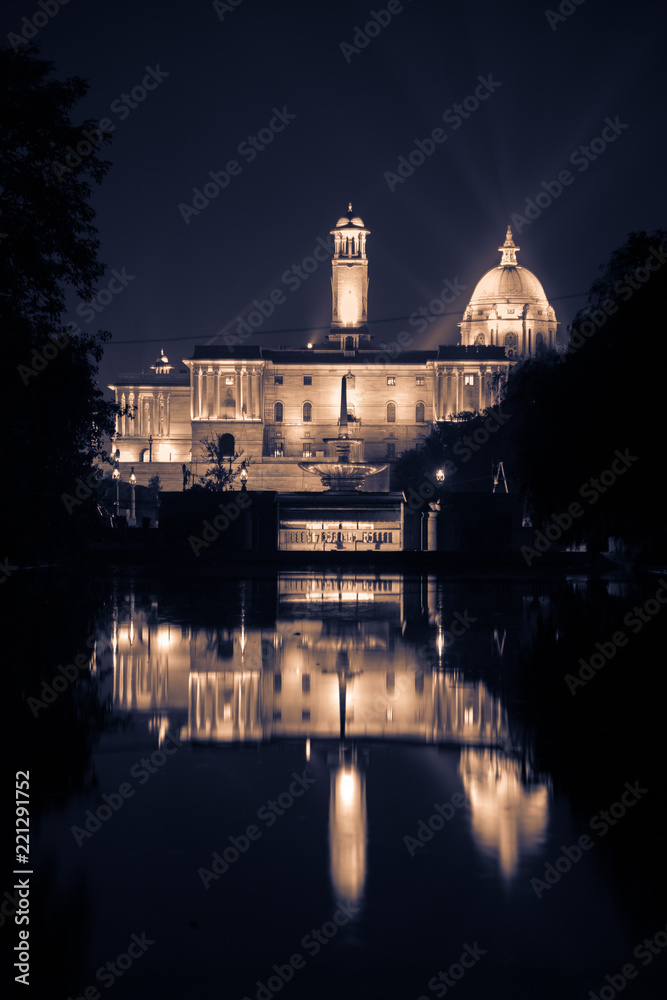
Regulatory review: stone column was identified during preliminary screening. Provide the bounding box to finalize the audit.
[427,502,440,551]
[165,394,170,437]
[478,366,486,411]
[235,368,241,420]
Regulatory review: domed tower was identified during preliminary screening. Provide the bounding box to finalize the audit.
[458,227,558,358]
[328,204,371,351]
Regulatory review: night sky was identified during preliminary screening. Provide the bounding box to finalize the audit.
[4,0,663,392]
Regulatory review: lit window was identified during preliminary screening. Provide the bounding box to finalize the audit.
[274,375,283,385]
[274,401,283,422]
[386,401,396,423]
[416,376,425,385]
[302,401,312,422]
[225,376,234,385]
[387,376,396,386]
[415,402,425,422]
[464,374,474,385]
[274,442,284,457]
[302,443,312,457]
[303,375,312,386]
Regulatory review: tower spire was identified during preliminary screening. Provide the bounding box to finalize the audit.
[499,225,520,266]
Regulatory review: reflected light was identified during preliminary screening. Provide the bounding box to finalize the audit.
[329,759,367,907]
[305,738,311,761]
[459,748,549,879]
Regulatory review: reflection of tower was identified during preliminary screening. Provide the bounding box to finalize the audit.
[329,746,367,906]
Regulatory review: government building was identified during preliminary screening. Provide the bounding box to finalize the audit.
[109,208,558,492]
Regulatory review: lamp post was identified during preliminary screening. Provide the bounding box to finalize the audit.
[128,467,137,526]
[240,461,248,491]
[112,466,120,523]
[436,468,445,484]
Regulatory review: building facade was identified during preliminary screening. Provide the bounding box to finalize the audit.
[109,210,557,491]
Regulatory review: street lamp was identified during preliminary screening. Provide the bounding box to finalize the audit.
[129,467,137,526]
[240,461,248,491]
[436,468,445,483]
[112,466,120,522]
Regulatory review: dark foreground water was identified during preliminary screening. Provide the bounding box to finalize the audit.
[8,567,667,999]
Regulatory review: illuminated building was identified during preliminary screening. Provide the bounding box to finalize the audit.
[108,211,557,491]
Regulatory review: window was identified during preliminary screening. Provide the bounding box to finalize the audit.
[386,672,395,693]
[386,401,396,423]
[416,376,425,386]
[387,442,396,458]
[274,375,283,385]
[464,374,474,386]
[302,674,310,693]
[302,710,311,722]
[274,674,282,692]
[415,401,425,423]
[274,442,284,457]
[225,376,234,385]
[220,433,235,456]
[387,376,396,386]
[345,336,355,351]
[274,401,283,422]
[303,375,312,386]
[302,443,312,458]
[302,401,312,422]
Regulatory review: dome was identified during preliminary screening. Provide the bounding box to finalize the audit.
[335,203,365,228]
[470,264,548,304]
[459,226,558,357]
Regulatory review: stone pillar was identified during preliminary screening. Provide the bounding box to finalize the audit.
[457,370,465,415]
[165,394,170,436]
[247,368,254,418]
[427,502,440,551]
[211,374,219,420]
[478,366,486,411]
[128,393,134,435]
[235,368,241,420]
[477,370,483,412]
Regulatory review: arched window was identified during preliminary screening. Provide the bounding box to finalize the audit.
[415,401,425,423]
[274,401,283,422]
[302,401,312,422]
[140,449,151,463]
[386,401,396,423]
[535,332,544,351]
[220,433,235,457]
[474,332,485,345]
[504,331,518,357]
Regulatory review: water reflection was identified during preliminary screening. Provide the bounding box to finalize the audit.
[460,747,549,878]
[102,570,551,888]
[329,746,367,904]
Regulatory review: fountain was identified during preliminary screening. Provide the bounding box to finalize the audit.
[299,374,387,492]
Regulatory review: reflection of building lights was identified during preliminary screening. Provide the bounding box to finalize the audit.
[437,631,444,656]
[464,707,474,725]
[330,760,366,905]
[340,771,355,806]
[306,738,311,761]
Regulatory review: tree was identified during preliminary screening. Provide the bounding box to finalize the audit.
[0,46,118,560]
[499,230,667,555]
[198,433,252,491]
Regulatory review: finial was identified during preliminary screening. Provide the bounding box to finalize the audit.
[348,202,353,213]
[499,226,519,266]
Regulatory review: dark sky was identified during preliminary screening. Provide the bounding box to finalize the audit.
[5,0,664,392]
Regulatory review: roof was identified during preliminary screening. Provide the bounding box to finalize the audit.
[186,345,509,364]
